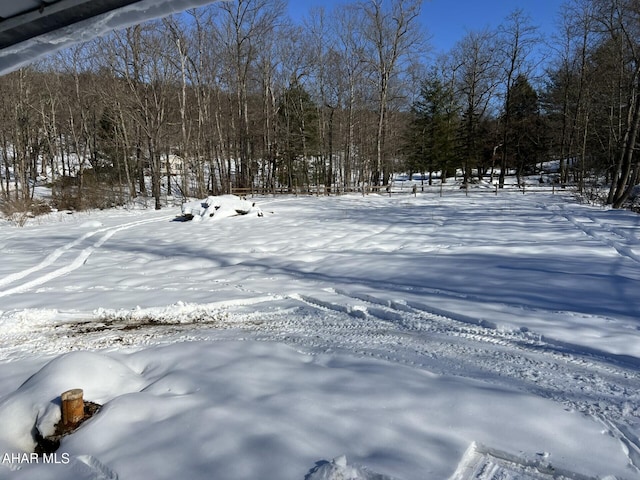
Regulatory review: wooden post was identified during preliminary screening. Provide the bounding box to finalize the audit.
[61,389,84,427]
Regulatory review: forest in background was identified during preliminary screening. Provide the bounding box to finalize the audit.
[1,0,639,213]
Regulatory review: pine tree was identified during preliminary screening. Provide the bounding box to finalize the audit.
[405,71,459,185]
[277,80,320,191]
[504,75,546,183]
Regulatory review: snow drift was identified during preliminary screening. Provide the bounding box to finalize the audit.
[0,340,630,479]
[0,351,145,454]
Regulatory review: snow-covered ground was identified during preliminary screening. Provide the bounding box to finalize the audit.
[0,190,639,479]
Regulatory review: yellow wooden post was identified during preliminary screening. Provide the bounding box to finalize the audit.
[61,389,84,427]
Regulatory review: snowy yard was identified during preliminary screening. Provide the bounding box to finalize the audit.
[0,190,639,479]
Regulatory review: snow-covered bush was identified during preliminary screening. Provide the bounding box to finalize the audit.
[180,195,263,222]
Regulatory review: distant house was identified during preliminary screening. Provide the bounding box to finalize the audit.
[163,154,184,175]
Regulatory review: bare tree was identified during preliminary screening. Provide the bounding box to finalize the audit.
[304,7,334,190]
[594,0,640,207]
[331,4,369,189]
[107,24,176,209]
[452,29,500,185]
[216,0,286,190]
[360,0,424,186]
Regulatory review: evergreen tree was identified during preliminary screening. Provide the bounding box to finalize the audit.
[504,75,546,182]
[405,71,459,185]
[277,80,319,191]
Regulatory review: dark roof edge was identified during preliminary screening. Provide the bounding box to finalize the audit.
[0,0,140,49]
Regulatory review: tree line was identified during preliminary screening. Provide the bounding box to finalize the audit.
[0,0,639,211]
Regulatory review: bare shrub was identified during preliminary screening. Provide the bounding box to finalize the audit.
[0,198,52,226]
[52,173,127,211]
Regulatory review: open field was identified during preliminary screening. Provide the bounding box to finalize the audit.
[0,190,638,479]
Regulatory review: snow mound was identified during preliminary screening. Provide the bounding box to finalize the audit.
[79,220,103,228]
[0,351,145,453]
[180,194,263,222]
[306,455,399,480]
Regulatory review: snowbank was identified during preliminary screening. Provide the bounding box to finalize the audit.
[0,351,145,454]
[306,455,399,480]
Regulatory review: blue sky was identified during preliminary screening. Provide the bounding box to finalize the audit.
[287,0,564,54]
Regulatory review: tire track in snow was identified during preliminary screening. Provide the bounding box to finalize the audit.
[273,289,640,472]
[0,215,173,298]
[552,205,640,265]
[567,213,640,264]
[0,230,99,288]
[288,287,634,378]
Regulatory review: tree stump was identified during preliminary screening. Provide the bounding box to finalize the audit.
[61,389,84,427]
